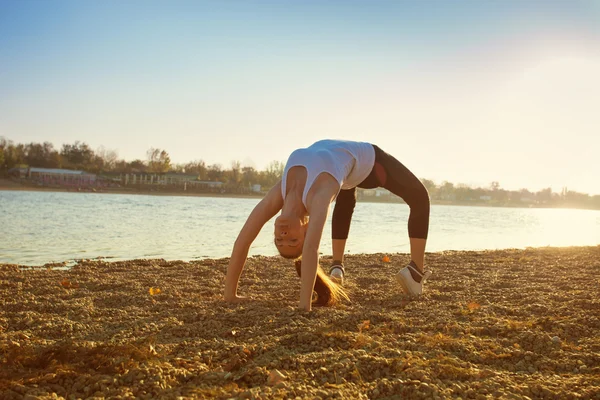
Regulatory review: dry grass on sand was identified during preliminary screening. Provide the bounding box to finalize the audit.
[1,246,599,399]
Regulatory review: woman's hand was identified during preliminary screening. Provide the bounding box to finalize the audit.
[224,293,250,303]
[298,301,312,312]
[298,246,319,312]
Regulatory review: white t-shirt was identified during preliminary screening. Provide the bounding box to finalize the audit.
[281,139,376,207]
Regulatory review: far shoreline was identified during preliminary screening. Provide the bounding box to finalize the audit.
[0,179,262,200]
[1,180,599,210]
[5,244,599,269]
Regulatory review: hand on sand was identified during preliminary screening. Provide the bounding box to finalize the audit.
[298,301,312,313]
[224,294,250,303]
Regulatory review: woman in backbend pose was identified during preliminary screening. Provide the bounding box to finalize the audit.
[224,139,431,311]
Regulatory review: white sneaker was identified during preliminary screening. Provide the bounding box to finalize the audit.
[329,264,345,286]
[395,262,431,295]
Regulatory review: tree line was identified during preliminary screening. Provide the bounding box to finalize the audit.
[418,179,600,209]
[1,137,599,209]
[0,137,285,189]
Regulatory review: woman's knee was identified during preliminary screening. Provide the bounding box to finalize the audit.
[334,189,357,215]
[405,180,430,212]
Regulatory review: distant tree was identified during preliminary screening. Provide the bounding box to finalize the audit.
[146,148,171,173]
[241,166,258,187]
[61,141,95,169]
[0,138,7,171]
[24,142,62,168]
[519,188,534,200]
[507,190,520,202]
[490,181,500,191]
[564,190,590,207]
[536,187,553,204]
[471,186,487,199]
[228,160,242,187]
[112,160,128,173]
[182,160,207,179]
[0,139,25,170]
[89,155,105,174]
[266,160,284,177]
[454,183,472,201]
[494,189,509,202]
[439,181,455,200]
[50,151,62,168]
[261,160,284,188]
[207,163,223,182]
[171,163,184,173]
[96,146,119,171]
[128,159,147,173]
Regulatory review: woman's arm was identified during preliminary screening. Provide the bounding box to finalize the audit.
[298,190,336,311]
[224,181,283,302]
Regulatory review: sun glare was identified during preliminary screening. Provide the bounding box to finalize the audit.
[536,208,600,247]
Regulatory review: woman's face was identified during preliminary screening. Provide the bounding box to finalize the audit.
[274,216,305,258]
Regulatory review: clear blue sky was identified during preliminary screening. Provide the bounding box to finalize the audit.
[1,0,599,194]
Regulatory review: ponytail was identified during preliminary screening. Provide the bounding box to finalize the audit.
[294,259,350,306]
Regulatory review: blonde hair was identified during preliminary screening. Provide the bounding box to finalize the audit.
[294,259,350,306]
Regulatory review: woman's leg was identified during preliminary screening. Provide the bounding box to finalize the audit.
[370,145,430,272]
[331,155,385,263]
[331,188,357,263]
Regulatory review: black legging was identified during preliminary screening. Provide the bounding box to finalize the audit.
[332,144,430,240]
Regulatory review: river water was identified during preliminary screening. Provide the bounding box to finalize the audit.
[1,191,598,266]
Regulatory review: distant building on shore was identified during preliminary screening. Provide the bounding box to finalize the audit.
[104,172,224,189]
[8,165,29,178]
[20,167,97,186]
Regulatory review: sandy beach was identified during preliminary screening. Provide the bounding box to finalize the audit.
[1,246,599,399]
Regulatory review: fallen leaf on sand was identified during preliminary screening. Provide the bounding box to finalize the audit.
[60,279,79,289]
[149,287,161,296]
[267,369,286,386]
[358,320,370,332]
